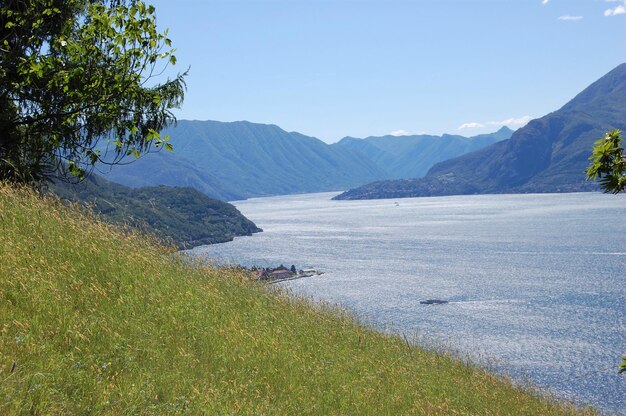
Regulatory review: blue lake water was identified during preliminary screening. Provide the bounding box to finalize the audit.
[188,192,626,414]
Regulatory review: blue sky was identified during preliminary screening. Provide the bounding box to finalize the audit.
[149,0,626,143]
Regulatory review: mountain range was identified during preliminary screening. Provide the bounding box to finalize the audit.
[101,121,385,201]
[63,63,626,247]
[334,127,512,179]
[100,120,507,201]
[334,63,626,200]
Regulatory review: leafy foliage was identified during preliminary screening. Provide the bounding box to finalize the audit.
[0,0,186,184]
[586,130,626,193]
[49,173,261,248]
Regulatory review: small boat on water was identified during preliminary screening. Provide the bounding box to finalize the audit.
[420,299,449,305]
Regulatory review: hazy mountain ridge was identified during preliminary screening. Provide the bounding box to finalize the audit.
[334,63,626,200]
[102,120,511,201]
[103,120,388,201]
[334,127,513,179]
[97,151,248,201]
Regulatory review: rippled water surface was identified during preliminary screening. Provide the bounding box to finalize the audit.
[188,192,626,413]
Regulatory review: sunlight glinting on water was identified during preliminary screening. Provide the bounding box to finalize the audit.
[189,191,626,413]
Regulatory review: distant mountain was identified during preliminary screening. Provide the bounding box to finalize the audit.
[334,63,626,200]
[102,120,388,200]
[49,174,262,248]
[98,151,248,201]
[333,127,512,179]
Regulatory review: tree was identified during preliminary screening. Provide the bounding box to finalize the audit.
[586,129,626,374]
[0,0,186,184]
[586,129,626,193]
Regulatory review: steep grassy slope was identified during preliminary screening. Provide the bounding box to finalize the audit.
[0,184,591,415]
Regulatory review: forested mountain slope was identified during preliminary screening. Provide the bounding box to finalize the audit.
[335,64,626,200]
[103,120,388,200]
[50,173,261,248]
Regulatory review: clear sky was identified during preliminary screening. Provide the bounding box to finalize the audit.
[148,0,626,143]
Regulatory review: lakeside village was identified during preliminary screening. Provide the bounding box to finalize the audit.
[233,264,449,303]
[246,264,324,283]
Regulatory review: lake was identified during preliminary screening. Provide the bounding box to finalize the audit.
[187,191,626,414]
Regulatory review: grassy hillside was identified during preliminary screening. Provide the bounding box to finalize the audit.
[0,184,591,415]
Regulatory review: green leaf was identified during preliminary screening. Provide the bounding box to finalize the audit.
[586,130,625,193]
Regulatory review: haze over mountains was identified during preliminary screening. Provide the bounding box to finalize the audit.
[102,120,508,201]
[335,63,626,200]
[102,121,384,200]
[334,127,512,179]
[62,62,626,248]
[102,63,626,203]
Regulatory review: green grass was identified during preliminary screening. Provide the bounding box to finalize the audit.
[0,184,593,415]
